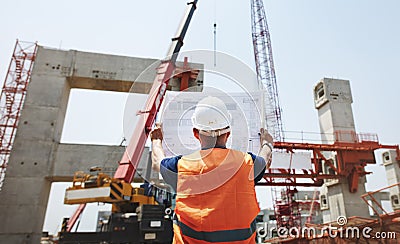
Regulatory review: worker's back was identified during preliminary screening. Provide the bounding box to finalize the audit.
[173,148,259,243]
[151,96,273,243]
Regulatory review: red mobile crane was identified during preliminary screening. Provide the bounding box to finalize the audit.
[58,1,400,242]
[60,1,200,243]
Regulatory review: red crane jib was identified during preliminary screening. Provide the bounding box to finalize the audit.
[114,61,175,183]
[113,59,200,183]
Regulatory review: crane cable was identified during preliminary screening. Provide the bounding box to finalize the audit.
[213,0,217,67]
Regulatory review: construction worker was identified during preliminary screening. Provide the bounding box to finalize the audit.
[150,96,273,244]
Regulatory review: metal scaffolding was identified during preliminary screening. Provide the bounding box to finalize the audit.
[0,40,38,190]
[272,187,302,231]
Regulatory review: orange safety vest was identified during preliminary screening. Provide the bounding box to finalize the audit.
[173,148,260,244]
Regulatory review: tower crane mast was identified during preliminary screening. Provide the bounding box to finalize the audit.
[250,0,297,231]
[250,0,284,142]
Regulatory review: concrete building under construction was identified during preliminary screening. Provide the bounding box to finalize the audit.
[0,41,399,244]
[0,1,399,242]
[0,41,203,243]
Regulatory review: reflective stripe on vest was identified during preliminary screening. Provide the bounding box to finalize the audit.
[177,218,257,242]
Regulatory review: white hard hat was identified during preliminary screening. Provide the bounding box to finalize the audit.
[191,96,231,136]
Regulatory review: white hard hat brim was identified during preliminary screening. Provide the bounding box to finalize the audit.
[198,127,231,137]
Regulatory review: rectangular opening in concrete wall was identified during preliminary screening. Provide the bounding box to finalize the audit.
[315,83,325,100]
[61,89,147,145]
[43,182,111,236]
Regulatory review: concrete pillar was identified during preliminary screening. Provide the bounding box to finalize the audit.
[0,47,73,243]
[0,46,203,243]
[382,150,400,210]
[314,78,370,223]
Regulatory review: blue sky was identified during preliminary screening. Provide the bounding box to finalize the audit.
[1,0,400,234]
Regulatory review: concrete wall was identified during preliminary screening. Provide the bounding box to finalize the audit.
[314,78,355,143]
[382,150,400,210]
[314,78,370,223]
[0,46,202,243]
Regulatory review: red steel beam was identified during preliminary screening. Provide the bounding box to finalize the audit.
[259,141,400,188]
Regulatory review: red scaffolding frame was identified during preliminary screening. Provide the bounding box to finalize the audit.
[0,40,38,190]
[272,186,302,231]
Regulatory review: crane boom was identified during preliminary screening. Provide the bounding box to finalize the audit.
[63,1,199,234]
[250,0,284,141]
[115,0,199,183]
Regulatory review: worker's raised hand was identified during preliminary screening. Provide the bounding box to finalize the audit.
[259,128,273,145]
[259,128,273,168]
[150,123,163,141]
